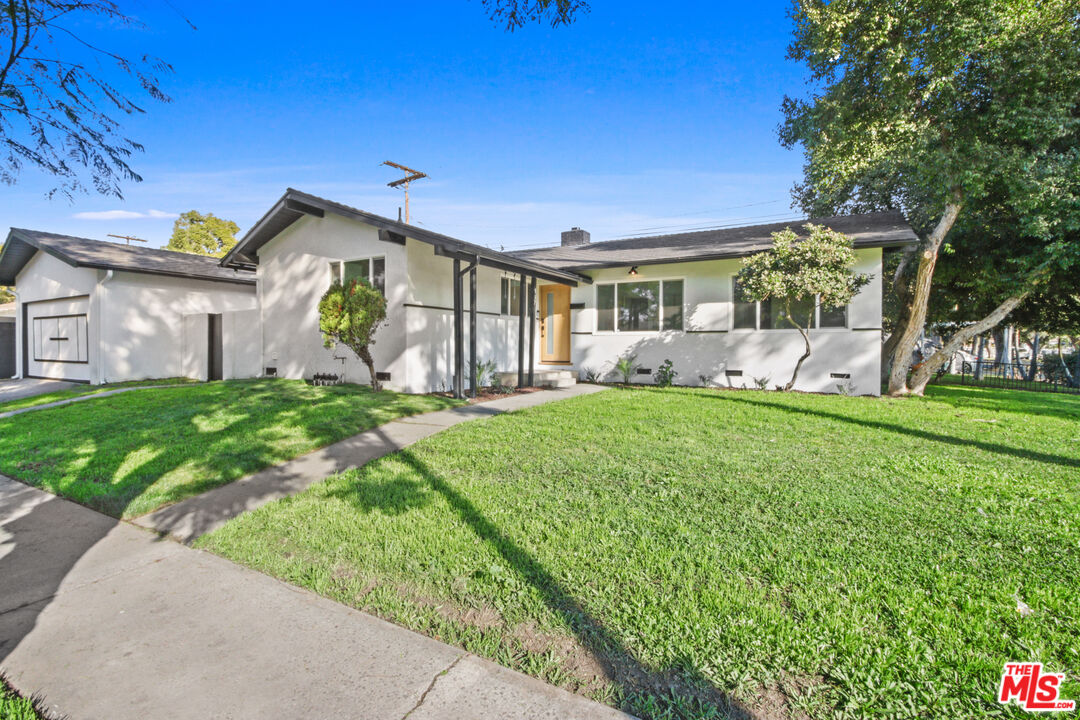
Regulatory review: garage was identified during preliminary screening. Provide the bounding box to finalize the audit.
[25,296,92,382]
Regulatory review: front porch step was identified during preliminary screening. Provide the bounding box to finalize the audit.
[496,369,577,388]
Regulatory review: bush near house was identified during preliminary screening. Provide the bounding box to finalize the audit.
[199,384,1080,719]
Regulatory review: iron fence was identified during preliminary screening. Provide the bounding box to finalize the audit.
[957,360,1080,395]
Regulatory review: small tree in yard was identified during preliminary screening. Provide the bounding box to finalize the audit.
[737,225,871,391]
[318,280,387,391]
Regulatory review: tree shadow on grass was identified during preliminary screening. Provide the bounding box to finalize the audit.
[647,386,1080,471]
[923,383,1080,422]
[330,444,759,720]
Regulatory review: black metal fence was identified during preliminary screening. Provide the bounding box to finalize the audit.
[958,360,1080,395]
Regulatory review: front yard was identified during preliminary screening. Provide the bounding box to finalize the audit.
[0,379,459,518]
[198,385,1080,719]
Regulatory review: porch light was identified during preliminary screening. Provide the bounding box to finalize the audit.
[628,266,639,276]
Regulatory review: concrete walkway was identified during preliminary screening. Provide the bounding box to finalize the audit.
[0,475,629,719]
[0,384,175,420]
[136,383,608,543]
[0,378,76,405]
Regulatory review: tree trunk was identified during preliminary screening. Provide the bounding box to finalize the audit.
[908,293,1028,395]
[783,299,813,392]
[973,334,986,379]
[887,197,963,396]
[1058,338,1074,385]
[358,345,380,391]
[880,248,916,383]
[1025,332,1039,382]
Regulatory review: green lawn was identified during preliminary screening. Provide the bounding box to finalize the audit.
[0,377,198,414]
[0,675,50,720]
[0,379,459,518]
[198,385,1080,720]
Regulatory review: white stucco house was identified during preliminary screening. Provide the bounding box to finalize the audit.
[0,230,258,384]
[1,188,918,395]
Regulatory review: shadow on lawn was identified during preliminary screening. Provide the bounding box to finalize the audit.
[331,445,757,720]
[924,383,1080,421]
[654,387,1080,470]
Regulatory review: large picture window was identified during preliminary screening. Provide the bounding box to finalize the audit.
[595,279,683,333]
[732,277,847,330]
[330,256,385,295]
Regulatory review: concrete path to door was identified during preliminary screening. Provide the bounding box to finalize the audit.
[0,378,76,404]
[0,475,630,720]
[136,383,609,543]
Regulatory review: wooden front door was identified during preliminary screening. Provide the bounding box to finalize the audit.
[539,284,571,363]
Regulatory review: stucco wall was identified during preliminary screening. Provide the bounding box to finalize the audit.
[257,213,409,388]
[181,308,261,381]
[99,272,256,383]
[14,252,100,382]
[565,248,883,395]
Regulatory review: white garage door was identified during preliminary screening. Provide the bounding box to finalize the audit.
[27,297,92,382]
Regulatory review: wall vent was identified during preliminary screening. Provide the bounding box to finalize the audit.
[637,367,652,375]
[829,372,851,379]
[264,367,278,377]
[376,371,392,381]
[725,369,743,377]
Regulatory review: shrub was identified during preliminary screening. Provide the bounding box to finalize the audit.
[654,359,677,387]
[752,374,771,390]
[318,279,387,390]
[580,366,601,383]
[613,354,639,384]
[476,359,499,388]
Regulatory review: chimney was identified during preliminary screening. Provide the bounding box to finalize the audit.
[561,227,590,247]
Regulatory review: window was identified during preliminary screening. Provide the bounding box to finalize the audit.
[595,279,683,332]
[501,277,522,316]
[732,276,848,330]
[330,256,385,295]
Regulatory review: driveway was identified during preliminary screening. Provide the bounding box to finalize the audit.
[0,378,77,404]
[0,475,629,719]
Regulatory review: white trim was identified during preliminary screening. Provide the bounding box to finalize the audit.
[730,274,849,332]
[594,276,685,335]
[330,255,386,293]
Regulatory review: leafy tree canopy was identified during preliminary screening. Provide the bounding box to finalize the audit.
[318,279,388,391]
[737,224,871,390]
[481,0,588,30]
[0,0,173,198]
[165,211,240,258]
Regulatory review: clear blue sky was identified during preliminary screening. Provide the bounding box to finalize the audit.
[1,0,810,250]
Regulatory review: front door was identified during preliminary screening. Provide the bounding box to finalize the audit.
[539,284,571,364]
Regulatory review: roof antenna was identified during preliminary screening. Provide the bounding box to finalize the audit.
[398,207,403,222]
[107,234,147,246]
[382,161,427,225]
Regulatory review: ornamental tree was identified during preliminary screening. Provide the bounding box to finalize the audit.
[781,0,1080,396]
[166,211,240,258]
[317,279,387,391]
[737,224,871,391]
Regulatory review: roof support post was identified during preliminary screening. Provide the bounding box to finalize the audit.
[453,258,464,399]
[517,273,526,388]
[528,276,536,386]
[469,263,477,398]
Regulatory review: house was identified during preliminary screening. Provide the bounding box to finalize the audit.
[2,189,918,395]
[0,230,258,383]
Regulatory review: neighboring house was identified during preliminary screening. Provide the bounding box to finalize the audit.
[0,302,14,378]
[2,189,918,395]
[0,230,257,383]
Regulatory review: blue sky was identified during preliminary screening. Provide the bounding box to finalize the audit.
[2,1,810,250]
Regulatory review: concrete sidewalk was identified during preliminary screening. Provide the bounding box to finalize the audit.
[136,383,608,543]
[0,475,629,720]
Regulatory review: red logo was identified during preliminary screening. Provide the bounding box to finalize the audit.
[999,663,1076,712]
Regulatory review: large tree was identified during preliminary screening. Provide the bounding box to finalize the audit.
[481,0,587,30]
[781,0,1080,396]
[165,211,240,258]
[0,0,172,198]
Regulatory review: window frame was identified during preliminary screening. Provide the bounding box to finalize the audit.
[593,276,685,334]
[330,255,386,295]
[730,275,850,332]
[501,277,523,317]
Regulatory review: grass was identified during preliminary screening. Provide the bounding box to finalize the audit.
[935,372,1080,396]
[0,377,197,413]
[0,379,460,518]
[0,675,51,720]
[198,385,1080,719]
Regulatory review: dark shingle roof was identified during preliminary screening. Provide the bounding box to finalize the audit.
[0,229,256,286]
[510,211,918,270]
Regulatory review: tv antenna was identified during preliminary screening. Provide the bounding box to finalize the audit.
[107,234,147,246]
[382,161,427,224]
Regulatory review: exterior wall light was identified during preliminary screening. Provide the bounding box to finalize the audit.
[628,266,639,276]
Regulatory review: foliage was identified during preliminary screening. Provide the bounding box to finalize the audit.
[737,224,871,390]
[781,0,1080,395]
[652,359,676,387]
[0,673,48,720]
[318,280,388,391]
[0,244,12,302]
[612,354,639,384]
[165,211,240,257]
[476,358,499,388]
[751,374,771,391]
[201,385,1080,720]
[482,0,588,31]
[579,366,601,383]
[0,379,459,518]
[0,0,173,198]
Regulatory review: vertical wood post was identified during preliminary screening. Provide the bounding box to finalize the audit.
[453,258,463,399]
[517,273,526,388]
[528,276,537,386]
[469,263,477,398]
